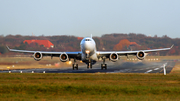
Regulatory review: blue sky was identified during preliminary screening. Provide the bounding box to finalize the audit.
[0,0,180,38]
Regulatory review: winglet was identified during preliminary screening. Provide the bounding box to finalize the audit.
[170,44,174,49]
[6,45,10,51]
[91,34,92,38]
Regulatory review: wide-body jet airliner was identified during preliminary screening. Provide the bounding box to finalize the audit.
[6,37,173,70]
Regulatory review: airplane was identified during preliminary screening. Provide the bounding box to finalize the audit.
[6,36,173,70]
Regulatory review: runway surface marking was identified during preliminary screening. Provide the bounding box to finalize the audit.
[154,68,160,70]
[0,61,175,74]
[145,70,153,73]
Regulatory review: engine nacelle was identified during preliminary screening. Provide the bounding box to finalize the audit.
[33,52,43,61]
[109,53,118,62]
[59,53,69,62]
[136,51,145,60]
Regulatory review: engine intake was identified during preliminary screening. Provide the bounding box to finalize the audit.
[136,51,145,60]
[33,52,43,61]
[109,53,118,62]
[60,53,69,62]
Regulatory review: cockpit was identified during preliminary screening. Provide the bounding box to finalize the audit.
[85,39,91,41]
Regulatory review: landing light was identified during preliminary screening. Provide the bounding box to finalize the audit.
[66,61,72,65]
[85,50,90,54]
[69,61,72,64]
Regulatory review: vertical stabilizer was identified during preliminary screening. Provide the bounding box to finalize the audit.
[91,34,92,38]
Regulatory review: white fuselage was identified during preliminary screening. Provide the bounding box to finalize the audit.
[80,37,98,61]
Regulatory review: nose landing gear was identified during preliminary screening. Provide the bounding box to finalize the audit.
[87,63,92,69]
[87,59,92,69]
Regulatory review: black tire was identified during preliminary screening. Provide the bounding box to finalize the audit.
[90,64,92,69]
[105,64,107,70]
[101,64,103,70]
[87,65,89,69]
[73,64,75,70]
[76,64,78,70]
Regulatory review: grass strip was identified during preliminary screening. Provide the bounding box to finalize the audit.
[0,73,180,101]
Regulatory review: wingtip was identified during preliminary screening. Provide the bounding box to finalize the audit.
[171,44,174,49]
[6,45,10,51]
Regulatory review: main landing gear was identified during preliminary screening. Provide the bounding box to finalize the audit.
[101,58,107,70]
[72,59,78,70]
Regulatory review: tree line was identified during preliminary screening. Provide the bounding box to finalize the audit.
[0,33,179,56]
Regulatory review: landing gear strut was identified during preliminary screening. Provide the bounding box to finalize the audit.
[87,60,92,69]
[72,58,78,70]
[101,58,107,70]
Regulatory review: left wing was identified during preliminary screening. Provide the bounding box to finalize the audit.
[6,46,82,61]
[97,45,174,60]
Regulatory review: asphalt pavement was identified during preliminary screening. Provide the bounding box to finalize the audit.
[0,60,175,74]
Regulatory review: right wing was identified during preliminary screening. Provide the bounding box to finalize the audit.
[6,46,82,61]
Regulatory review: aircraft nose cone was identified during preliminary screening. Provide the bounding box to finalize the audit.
[84,42,94,51]
[84,42,94,50]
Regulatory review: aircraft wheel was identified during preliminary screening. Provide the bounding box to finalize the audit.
[87,63,92,69]
[87,65,89,69]
[73,64,78,70]
[105,64,107,70]
[101,64,107,70]
[76,64,78,70]
[101,64,104,70]
[90,64,92,69]
[73,64,75,70]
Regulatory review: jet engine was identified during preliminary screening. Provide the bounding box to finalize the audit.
[59,53,69,62]
[33,52,43,61]
[109,53,118,62]
[136,51,145,60]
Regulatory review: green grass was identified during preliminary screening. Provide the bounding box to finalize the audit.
[0,73,180,101]
[0,56,180,100]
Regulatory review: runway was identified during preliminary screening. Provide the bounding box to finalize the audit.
[0,60,176,74]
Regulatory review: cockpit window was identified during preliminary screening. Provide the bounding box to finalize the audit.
[85,39,91,41]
